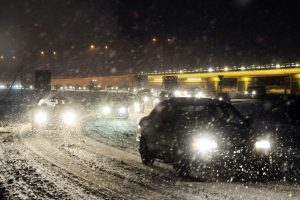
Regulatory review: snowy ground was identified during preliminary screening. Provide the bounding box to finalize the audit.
[0,91,300,199]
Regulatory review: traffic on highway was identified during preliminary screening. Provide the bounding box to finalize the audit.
[0,0,299,199]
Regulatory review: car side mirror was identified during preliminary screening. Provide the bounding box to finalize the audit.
[139,116,151,127]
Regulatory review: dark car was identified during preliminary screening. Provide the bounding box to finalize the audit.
[245,86,266,98]
[138,98,299,179]
[214,92,231,103]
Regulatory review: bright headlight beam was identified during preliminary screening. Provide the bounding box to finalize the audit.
[192,137,218,153]
[154,98,160,104]
[34,111,47,124]
[143,96,149,102]
[119,107,127,114]
[174,90,181,97]
[255,140,271,150]
[62,111,76,125]
[102,106,111,114]
[195,91,205,98]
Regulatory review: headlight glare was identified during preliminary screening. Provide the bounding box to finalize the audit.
[143,96,149,102]
[192,137,218,153]
[255,140,271,150]
[62,111,76,125]
[34,111,47,124]
[154,98,160,104]
[102,106,111,114]
[119,106,127,114]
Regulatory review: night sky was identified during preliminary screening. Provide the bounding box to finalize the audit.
[0,0,299,80]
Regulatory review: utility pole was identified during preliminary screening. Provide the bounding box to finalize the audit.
[160,43,163,71]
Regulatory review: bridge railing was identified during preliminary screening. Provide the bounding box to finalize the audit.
[137,62,300,75]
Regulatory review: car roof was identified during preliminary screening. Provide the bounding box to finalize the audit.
[161,97,227,106]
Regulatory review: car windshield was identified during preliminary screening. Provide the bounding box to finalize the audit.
[172,103,245,126]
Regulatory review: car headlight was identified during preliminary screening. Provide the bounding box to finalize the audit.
[154,98,160,104]
[195,91,205,98]
[255,140,271,150]
[102,106,111,114]
[192,136,218,153]
[34,110,47,124]
[174,90,181,97]
[252,90,257,95]
[133,102,141,112]
[218,97,223,101]
[62,111,76,125]
[118,106,127,114]
[143,96,149,102]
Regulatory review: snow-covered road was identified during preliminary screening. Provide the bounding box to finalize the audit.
[1,114,300,199]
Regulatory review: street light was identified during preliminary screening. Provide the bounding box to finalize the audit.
[90,44,95,50]
[39,50,56,69]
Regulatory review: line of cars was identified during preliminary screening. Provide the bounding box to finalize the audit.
[30,92,150,130]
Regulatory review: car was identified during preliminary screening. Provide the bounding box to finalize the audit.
[31,95,79,131]
[37,94,70,107]
[126,94,145,113]
[138,97,299,180]
[245,86,266,98]
[214,92,231,103]
[98,101,129,119]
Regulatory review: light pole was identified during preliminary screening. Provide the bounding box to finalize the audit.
[88,44,109,73]
[151,37,172,71]
[40,50,56,70]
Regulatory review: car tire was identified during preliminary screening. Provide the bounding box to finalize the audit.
[139,136,154,165]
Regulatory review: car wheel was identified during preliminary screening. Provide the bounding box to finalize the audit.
[139,136,154,165]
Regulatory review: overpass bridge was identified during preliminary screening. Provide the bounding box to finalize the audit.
[143,62,300,94]
[51,62,300,94]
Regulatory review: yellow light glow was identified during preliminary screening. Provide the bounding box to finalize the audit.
[186,77,202,82]
[153,78,162,82]
[276,64,281,68]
